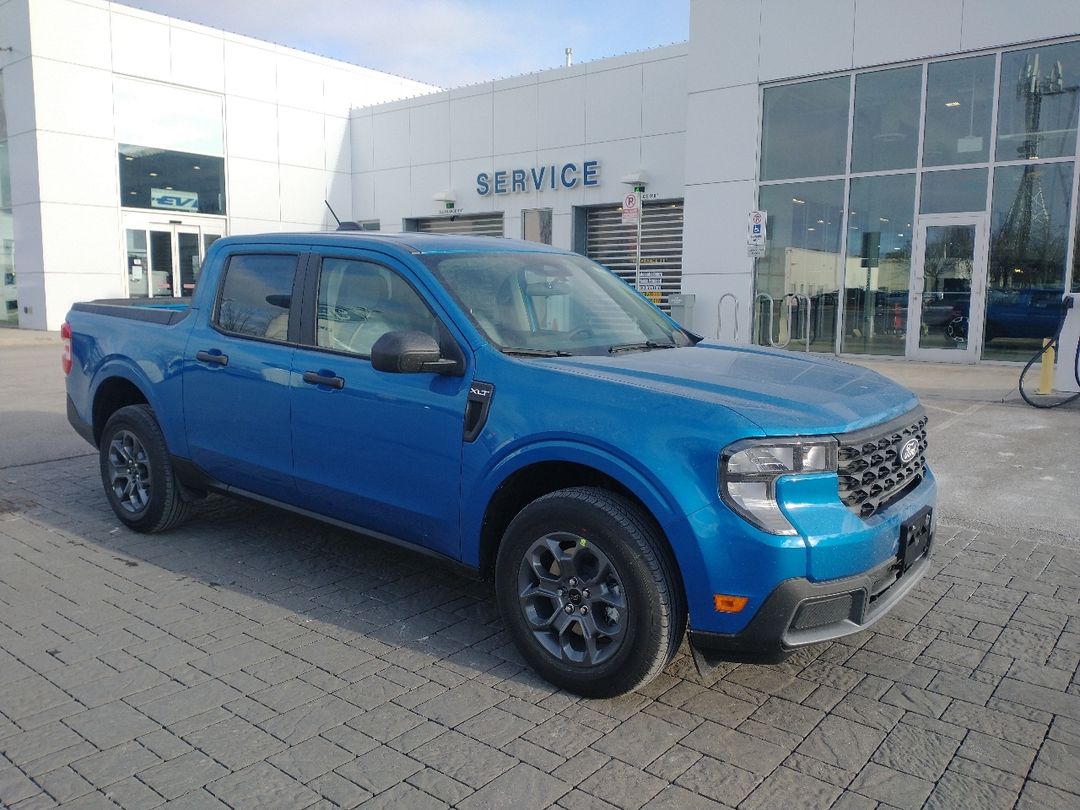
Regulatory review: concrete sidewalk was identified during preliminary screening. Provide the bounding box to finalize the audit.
[0,328,61,348]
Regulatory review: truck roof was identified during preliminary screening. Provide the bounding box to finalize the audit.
[213,231,569,256]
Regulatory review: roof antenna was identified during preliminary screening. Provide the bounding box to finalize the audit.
[325,200,361,231]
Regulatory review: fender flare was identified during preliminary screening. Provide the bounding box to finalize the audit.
[462,438,707,585]
[88,357,186,455]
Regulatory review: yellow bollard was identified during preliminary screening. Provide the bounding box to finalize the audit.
[1037,337,1056,395]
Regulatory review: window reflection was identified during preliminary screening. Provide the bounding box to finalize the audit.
[760,77,850,181]
[842,175,916,355]
[114,78,224,156]
[985,162,1074,359]
[119,145,226,215]
[0,80,15,327]
[851,67,921,173]
[997,42,1080,161]
[754,181,843,350]
[920,168,988,214]
[924,56,995,166]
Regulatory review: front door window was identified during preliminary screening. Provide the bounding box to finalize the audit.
[123,217,224,299]
[908,216,987,361]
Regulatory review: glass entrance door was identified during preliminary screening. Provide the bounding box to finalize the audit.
[124,216,224,299]
[907,214,988,362]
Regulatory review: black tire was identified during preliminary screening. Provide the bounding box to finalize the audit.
[495,487,685,698]
[99,404,190,533]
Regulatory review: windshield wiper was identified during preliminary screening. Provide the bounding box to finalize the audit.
[607,340,678,354]
[501,347,573,357]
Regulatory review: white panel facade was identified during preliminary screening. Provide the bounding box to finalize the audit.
[110,8,172,83]
[168,23,226,92]
[351,45,688,246]
[30,58,113,139]
[537,76,586,149]
[1,0,438,330]
[961,0,1080,51]
[26,0,110,70]
[852,0,964,67]
[758,0,856,81]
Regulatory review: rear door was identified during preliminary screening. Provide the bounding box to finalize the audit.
[183,247,306,501]
[289,249,471,558]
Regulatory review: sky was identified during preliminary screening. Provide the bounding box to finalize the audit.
[118,0,691,89]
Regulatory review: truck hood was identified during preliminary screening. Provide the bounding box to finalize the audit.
[545,342,920,435]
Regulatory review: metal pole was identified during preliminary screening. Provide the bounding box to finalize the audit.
[634,186,643,292]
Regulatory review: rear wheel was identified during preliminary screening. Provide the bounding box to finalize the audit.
[495,487,684,697]
[99,404,190,533]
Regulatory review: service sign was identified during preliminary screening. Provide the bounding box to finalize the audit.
[151,188,199,211]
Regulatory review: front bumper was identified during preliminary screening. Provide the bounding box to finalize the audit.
[689,518,932,666]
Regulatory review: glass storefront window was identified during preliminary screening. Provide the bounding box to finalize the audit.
[754,181,844,350]
[760,77,850,181]
[842,174,916,355]
[985,161,1074,359]
[119,145,226,215]
[920,168,988,213]
[114,78,224,156]
[997,42,1080,161]
[923,56,996,166]
[851,67,922,173]
[0,76,15,326]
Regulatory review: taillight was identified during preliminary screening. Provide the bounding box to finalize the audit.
[61,322,73,375]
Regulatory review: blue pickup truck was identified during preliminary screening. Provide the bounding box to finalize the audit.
[64,232,935,697]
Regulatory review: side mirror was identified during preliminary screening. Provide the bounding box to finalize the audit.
[371,330,461,375]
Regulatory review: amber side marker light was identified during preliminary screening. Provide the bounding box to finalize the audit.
[714,595,749,613]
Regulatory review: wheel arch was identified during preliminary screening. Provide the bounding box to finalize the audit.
[472,449,694,611]
[89,364,156,446]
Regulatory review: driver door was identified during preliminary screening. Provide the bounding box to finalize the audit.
[289,251,471,558]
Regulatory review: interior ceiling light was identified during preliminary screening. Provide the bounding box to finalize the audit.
[945,101,961,107]
[807,227,816,232]
[792,197,805,204]
[148,172,158,177]
[124,156,134,161]
[817,219,825,224]
[193,165,201,170]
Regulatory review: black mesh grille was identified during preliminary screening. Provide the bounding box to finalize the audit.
[791,594,857,630]
[837,412,928,519]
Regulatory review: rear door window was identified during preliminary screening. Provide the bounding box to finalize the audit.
[214,254,299,341]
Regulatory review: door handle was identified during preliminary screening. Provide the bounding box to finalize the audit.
[195,350,229,366]
[302,370,345,390]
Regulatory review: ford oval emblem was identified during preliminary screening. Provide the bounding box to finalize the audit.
[900,438,920,464]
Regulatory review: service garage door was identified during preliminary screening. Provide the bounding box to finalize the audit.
[410,213,505,237]
[585,200,684,311]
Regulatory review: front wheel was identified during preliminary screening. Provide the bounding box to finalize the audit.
[99,404,190,533]
[495,487,684,697]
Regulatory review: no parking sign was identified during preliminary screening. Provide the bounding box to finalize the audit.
[747,210,767,257]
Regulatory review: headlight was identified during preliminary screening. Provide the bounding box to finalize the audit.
[719,438,838,535]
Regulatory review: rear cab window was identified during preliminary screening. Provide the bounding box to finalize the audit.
[214,254,300,342]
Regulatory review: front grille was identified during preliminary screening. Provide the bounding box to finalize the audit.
[837,410,928,519]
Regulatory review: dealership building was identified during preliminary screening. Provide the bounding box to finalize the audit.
[2,0,1079,388]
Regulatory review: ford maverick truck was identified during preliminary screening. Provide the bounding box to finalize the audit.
[65,232,935,697]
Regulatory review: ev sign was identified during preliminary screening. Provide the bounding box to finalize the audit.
[747,210,767,257]
[151,188,199,211]
[622,191,640,225]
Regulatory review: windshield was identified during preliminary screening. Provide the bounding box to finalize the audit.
[422,251,694,356]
